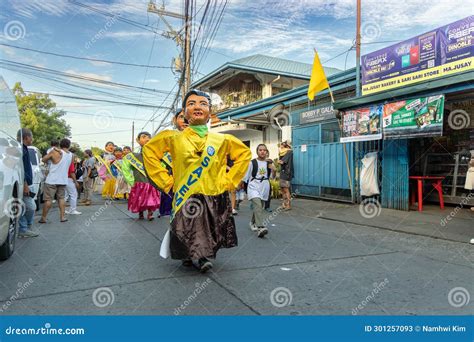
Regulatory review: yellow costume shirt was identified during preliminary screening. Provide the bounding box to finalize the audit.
[143,127,251,196]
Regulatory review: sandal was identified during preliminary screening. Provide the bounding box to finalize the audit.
[60,219,68,223]
[38,219,47,224]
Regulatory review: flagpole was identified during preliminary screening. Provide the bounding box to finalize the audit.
[313,49,354,200]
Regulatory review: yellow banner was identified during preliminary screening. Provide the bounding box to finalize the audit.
[171,133,225,221]
[362,57,473,95]
[95,154,115,179]
[125,153,147,177]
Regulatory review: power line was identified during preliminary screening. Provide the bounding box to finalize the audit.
[0,43,172,69]
[0,59,171,94]
[22,90,170,108]
[69,0,162,34]
[65,111,154,122]
[73,129,130,136]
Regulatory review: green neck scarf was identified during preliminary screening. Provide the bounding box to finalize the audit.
[190,124,208,138]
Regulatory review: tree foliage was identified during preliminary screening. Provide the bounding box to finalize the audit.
[14,82,71,154]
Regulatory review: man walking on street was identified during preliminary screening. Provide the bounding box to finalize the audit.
[40,138,73,223]
[17,128,39,238]
[244,144,275,238]
[80,149,95,206]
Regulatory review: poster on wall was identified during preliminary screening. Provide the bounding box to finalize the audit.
[340,105,383,143]
[361,16,474,95]
[383,95,445,138]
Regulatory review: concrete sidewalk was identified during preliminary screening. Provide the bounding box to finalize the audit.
[287,197,473,243]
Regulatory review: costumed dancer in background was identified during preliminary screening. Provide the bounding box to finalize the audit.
[112,147,128,200]
[158,108,188,217]
[122,132,161,220]
[98,141,116,199]
[143,90,251,273]
[123,146,132,156]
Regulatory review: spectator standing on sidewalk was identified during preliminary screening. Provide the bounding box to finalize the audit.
[80,149,96,206]
[16,128,39,238]
[65,156,81,215]
[244,144,275,238]
[40,138,74,223]
[278,141,294,210]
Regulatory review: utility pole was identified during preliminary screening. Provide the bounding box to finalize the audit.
[131,121,135,150]
[355,0,361,97]
[184,0,191,93]
[147,0,191,96]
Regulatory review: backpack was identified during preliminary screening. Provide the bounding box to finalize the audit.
[243,159,271,192]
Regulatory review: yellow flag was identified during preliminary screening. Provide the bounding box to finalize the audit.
[307,51,329,101]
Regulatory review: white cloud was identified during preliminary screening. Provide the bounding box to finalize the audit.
[102,30,155,40]
[144,78,161,83]
[64,69,112,81]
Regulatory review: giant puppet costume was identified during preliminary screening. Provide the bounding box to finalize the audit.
[122,132,161,220]
[143,90,251,272]
[98,141,117,199]
[112,147,129,199]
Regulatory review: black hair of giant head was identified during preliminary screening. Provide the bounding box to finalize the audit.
[182,89,211,109]
[174,108,183,118]
[137,131,151,139]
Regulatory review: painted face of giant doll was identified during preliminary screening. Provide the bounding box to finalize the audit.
[185,94,211,126]
[105,142,115,153]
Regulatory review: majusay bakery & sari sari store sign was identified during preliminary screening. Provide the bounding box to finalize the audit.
[361,16,473,96]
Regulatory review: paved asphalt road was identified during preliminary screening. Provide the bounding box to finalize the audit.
[0,196,472,315]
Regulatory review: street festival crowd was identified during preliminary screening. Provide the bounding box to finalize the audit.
[16,89,296,273]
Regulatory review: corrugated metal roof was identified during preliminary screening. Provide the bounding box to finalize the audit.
[192,54,341,88]
[230,54,340,78]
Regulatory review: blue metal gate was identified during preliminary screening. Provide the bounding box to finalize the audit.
[381,139,409,210]
[292,123,354,201]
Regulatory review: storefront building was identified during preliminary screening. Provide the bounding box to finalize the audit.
[334,16,474,210]
[214,68,357,202]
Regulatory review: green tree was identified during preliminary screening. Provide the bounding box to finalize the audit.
[14,82,71,154]
[70,142,85,160]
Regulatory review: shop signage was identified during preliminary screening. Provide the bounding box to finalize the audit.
[383,95,445,138]
[300,105,335,124]
[340,105,383,143]
[361,16,474,95]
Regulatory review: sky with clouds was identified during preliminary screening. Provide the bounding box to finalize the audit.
[0,0,470,150]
